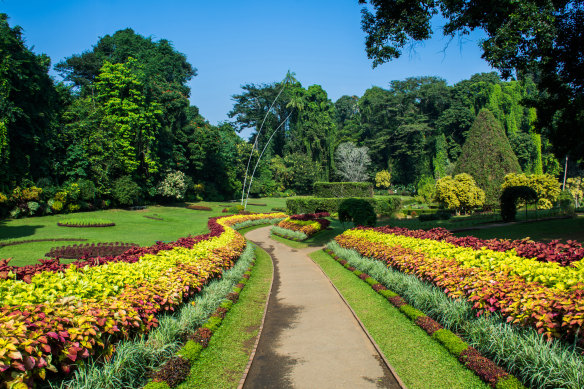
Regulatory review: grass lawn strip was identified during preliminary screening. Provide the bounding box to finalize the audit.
[308,250,488,389]
[174,245,272,389]
[321,248,524,389]
[326,241,584,389]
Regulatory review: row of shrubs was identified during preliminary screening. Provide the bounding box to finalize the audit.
[0,171,206,219]
[286,196,401,216]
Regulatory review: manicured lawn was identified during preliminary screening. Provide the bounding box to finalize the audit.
[0,198,288,266]
[453,214,584,242]
[177,245,273,389]
[309,250,488,389]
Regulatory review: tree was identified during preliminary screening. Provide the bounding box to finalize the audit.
[335,142,371,182]
[95,58,162,176]
[454,109,521,207]
[435,173,485,215]
[416,175,436,204]
[566,177,583,208]
[288,85,337,180]
[375,170,391,189]
[358,0,584,161]
[0,13,64,188]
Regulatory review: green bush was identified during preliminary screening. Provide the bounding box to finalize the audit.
[143,380,171,389]
[111,176,141,206]
[378,289,398,299]
[178,340,203,363]
[203,316,222,332]
[431,329,469,357]
[500,186,538,222]
[286,196,400,215]
[339,198,376,226]
[399,305,426,321]
[495,376,526,389]
[313,182,373,198]
[558,189,575,215]
[77,179,97,201]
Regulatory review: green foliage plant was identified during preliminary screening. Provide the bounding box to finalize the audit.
[416,175,436,204]
[454,109,521,206]
[338,198,376,226]
[271,226,308,241]
[158,170,189,200]
[286,196,400,216]
[112,176,141,206]
[500,186,538,222]
[432,329,469,357]
[313,182,373,198]
[435,173,485,215]
[558,190,575,216]
[375,170,391,189]
[501,173,561,209]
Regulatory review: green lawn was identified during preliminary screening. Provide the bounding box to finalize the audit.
[178,245,273,389]
[310,250,487,389]
[453,214,584,242]
[0,198,287,266]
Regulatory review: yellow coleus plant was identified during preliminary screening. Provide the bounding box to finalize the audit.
[344,229,584,289]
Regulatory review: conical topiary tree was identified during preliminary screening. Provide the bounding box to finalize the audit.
[454,108,521,207]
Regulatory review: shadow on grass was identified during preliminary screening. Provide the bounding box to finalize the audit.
[0,221,44,241]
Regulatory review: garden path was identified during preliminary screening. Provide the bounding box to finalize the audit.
[242,226,403,389]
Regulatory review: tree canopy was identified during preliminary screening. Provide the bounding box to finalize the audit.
[358,0,584,161]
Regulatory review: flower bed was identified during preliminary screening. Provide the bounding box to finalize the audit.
[379,226,584,266]
[272,212,330,241]
[334,227,584,344]
[45,242,139,259]
[57,219,115,227]
[186,205,212,211]
[0,212,285,388]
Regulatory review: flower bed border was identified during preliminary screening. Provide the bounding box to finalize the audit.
[142,261,256,389]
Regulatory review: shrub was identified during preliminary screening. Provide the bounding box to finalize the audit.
[500,186,538,222]
[558,189,575,215]
[286,196,400,215]
[375,170,392,189]
[150,356,191,388]
[77,179,97,201]
[501,173,561,209]
[313,182,373,198]
[432,329,469,357]
[338,198,376,226]
[158,170,189,200]
[435,173,485,215]
[112,176,141,206]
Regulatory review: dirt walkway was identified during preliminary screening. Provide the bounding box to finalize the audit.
[242,226,403,389]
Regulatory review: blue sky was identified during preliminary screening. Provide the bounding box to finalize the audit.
[1,0,494,138]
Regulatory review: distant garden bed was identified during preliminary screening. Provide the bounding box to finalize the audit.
[57,218,115,227]
[187,205,212,211]
[46,242,138,259]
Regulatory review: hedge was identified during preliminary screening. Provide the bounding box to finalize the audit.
[286,196,401,216]
[313,182,373,198]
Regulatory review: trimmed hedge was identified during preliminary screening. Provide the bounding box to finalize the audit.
[313,182,373,198]
[286,196,401,216]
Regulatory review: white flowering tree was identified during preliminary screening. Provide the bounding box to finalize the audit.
[335,142,371,182]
